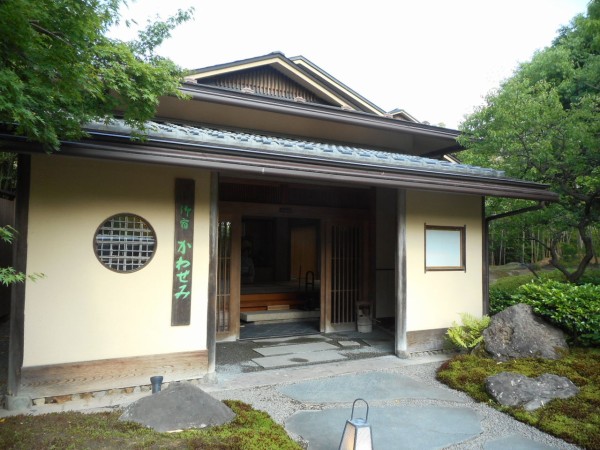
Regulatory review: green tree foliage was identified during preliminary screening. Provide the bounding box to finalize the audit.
[0,0,193,285]
[0,226,42,285]
[459,1,600,282]
[0,0,193,151]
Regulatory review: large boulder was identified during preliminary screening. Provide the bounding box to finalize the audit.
[483,303,568,360]
[119,382,235,432]
[485,372,579,411]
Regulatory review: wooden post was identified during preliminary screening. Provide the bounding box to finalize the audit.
[8,154,31,399]
[395,189,408,358]
[207,173,218,372]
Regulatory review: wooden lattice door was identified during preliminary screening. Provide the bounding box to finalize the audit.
[216,216,240,340]
[323,220,368,332]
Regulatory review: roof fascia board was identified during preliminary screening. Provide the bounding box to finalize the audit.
[186,53,283,76]
[291,56,385,116]
[388,109,420,123]
[186,55,356,109]
[177,84,463,143]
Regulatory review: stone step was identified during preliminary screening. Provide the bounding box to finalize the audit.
[241,309,320,323]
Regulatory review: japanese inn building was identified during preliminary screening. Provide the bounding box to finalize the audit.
[1,52,557,407]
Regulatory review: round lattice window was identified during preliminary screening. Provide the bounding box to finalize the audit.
[94,213,157,272]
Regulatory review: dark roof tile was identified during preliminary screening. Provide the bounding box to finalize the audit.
[89,120,506,179]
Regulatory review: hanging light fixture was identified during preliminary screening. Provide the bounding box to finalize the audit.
[338,398,373,450]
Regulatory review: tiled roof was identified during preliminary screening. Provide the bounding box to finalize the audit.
[88,120,506,179]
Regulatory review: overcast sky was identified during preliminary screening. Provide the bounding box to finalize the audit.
[109,0,590,129]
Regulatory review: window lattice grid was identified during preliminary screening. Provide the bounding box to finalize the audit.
[95,214,156,272]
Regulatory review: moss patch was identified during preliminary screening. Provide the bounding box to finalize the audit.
[0,400,303,450]
[437,348,600,449]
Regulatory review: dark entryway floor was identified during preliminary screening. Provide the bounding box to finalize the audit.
[239,319,320,340]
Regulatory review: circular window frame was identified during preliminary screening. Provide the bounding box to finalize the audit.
[93,213,157,273]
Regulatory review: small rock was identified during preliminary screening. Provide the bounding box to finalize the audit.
[79,392,94,400]
[485,372,579,411]
[119,381,236,432]
[49,395,72,404]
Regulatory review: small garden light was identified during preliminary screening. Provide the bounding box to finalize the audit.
[150,375,163,394]
[338,398,373,450]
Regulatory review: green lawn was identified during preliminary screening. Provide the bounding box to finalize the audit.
[0,400,303,450]
[436,348,600,450]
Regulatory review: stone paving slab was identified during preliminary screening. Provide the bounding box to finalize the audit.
[286,406,482,450]
[328,329,392,340]
[252,350,347,369]
[253,341,338,356]
[484,434,562,450]
[279,371,467,403]
[338,340,361,348]
[204,354,450,393]
[362,338,395,351]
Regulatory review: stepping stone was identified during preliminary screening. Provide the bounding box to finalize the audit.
[286,406,482,450]
[484,434,561,449]
[253,342,338,356]
[338,340,361,348]
[279,371,466,403]
[252,350,347,369]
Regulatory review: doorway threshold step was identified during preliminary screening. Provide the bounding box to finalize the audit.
[241,309,320,323]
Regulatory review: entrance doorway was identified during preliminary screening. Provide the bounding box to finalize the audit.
[216,179,371,341]
[238,217,321,339]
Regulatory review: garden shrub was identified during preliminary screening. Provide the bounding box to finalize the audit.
[579,267,600,286]
[490,274,540,315]
[446,313,491,350]
[488,268,600,315]
[512,280,600,347]
[489,287,519,315]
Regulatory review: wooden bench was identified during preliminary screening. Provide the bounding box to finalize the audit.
[240,292,305,312]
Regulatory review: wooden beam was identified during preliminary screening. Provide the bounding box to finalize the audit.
[482,197,490,315]
[406,328,448,352]
[20,350,208,399]
[219,201,368,221]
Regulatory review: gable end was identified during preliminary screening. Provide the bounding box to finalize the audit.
[196,66,332,106]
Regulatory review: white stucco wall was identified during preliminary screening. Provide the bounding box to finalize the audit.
[405,191,483,331]
[23,154,211,367]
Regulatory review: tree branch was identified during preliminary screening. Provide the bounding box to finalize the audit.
[29,21,72,47]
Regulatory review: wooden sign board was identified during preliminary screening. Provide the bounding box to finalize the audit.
[172,179,195,326]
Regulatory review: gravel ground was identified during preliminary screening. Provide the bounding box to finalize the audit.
[210,359,581,450]
[0,318,583,449]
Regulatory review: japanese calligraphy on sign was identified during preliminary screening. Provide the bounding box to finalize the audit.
[172,179,195,326]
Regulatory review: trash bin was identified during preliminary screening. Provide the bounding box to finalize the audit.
[356,301,372,333]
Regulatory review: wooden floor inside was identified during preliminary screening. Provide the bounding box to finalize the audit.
[240,291,307,312]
